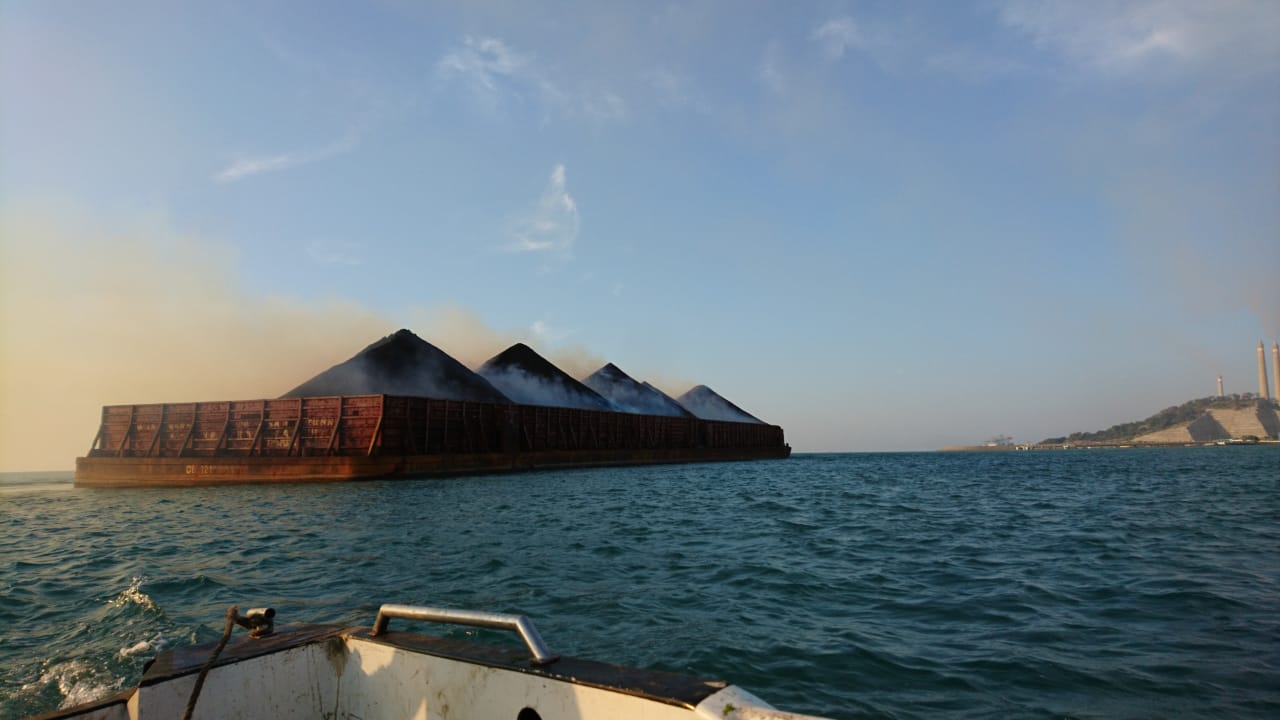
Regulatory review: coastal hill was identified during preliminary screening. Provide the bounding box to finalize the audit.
[1040,396,1280,445]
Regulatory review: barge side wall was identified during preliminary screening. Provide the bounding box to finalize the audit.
[76,394,789,487]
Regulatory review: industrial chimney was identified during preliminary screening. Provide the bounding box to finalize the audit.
[1218,374,1224,398]
[1259,341,1271,401]
[1273,341,1279,402]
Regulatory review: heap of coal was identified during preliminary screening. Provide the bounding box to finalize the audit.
[642,381,696,414]
[583,363,693,417]
[477,343,614,411]
[675,385,764,424]
[282,329,511,403]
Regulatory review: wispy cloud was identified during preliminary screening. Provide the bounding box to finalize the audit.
[812,17,863,61]
[997,0,1280,75]
[436,35,626,123]
[213,134,357,183]
[530,319,574,344]
[436,35,530,98]
[307,240,365,266]
[508,164,579,255]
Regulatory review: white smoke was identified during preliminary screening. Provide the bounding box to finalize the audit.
[582,364,690,417]
[676,385,764,424]
[478,366,611,410]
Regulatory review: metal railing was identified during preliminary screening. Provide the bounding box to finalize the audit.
[371,603,559,665]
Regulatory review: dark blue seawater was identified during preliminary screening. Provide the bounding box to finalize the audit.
[2,450,1278,719]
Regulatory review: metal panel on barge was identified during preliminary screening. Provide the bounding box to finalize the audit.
[75,394,790,487]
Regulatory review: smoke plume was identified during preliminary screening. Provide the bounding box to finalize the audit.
[0,206,393,470]
[0,205,684,470]
[410,304,607,378]
[476,343,613,411]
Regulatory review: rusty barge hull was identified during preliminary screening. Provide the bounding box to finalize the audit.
[74,394,790,488]
[75,447,790,487]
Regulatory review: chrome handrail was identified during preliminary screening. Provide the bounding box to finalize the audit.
[371,603,559,665]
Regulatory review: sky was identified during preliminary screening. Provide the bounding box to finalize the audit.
[1,0,1278,470]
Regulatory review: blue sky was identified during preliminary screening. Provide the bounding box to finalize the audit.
[2,1,1278,469]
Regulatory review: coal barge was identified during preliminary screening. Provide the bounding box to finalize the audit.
[74,331,790,487]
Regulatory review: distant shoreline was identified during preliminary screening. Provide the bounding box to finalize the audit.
[940,440,1280,452]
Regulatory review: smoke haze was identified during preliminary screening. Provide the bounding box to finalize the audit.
[0,206,395,470]
[410,305,608,380]
[0,206,696,470]
[583,364,692,417]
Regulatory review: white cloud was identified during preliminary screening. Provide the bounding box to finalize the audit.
[530,319,573,344]
[812,17,863,61]
[215,154,294,182]
[997,0,1280,75]
[436,35,625,123]
[214,134,356,183]
[436,35,529,97]
[508,163,579,255]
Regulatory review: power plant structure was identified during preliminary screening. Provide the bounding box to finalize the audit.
[1260,341,1273,402]
[1273,342,1279,403]
[1217,374,1224,398]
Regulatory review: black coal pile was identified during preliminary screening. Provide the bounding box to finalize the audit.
[282,329,511,403]
[642,382,695,415]
[477,343,614,411]
[582,363,693,417]
[675,385,764,424]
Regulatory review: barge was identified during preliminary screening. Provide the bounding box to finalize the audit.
[75,394,790,487]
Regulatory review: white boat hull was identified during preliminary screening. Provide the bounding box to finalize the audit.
[33,616,828,720]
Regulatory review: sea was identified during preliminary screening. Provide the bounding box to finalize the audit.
[1,449,1277,719]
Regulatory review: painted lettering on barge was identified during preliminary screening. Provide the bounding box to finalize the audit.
[185,464,249,476]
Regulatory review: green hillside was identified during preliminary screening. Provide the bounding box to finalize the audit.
[1040,395,1269,445]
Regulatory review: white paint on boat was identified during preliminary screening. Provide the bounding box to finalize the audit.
[33,620,831,720]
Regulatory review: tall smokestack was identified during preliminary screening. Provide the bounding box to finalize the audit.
[1259,341,1271,401]
[1272,342,1279,402]
[1218,374,1224,398]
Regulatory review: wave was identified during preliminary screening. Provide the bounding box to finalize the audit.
[105,576,158,612]
[7,451,1280,719]
[19,659,123,710]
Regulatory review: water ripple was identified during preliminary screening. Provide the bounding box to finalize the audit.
[2,449,1278,719]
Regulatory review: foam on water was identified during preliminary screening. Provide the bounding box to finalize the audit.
[118,633,166,658]
[20,660,124,710]
[106,576,157,612]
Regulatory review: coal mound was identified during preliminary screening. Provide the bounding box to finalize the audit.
[477,343,614,411]
[583,364,693,417]
[282,329,511,403]
[675,385,764,424]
